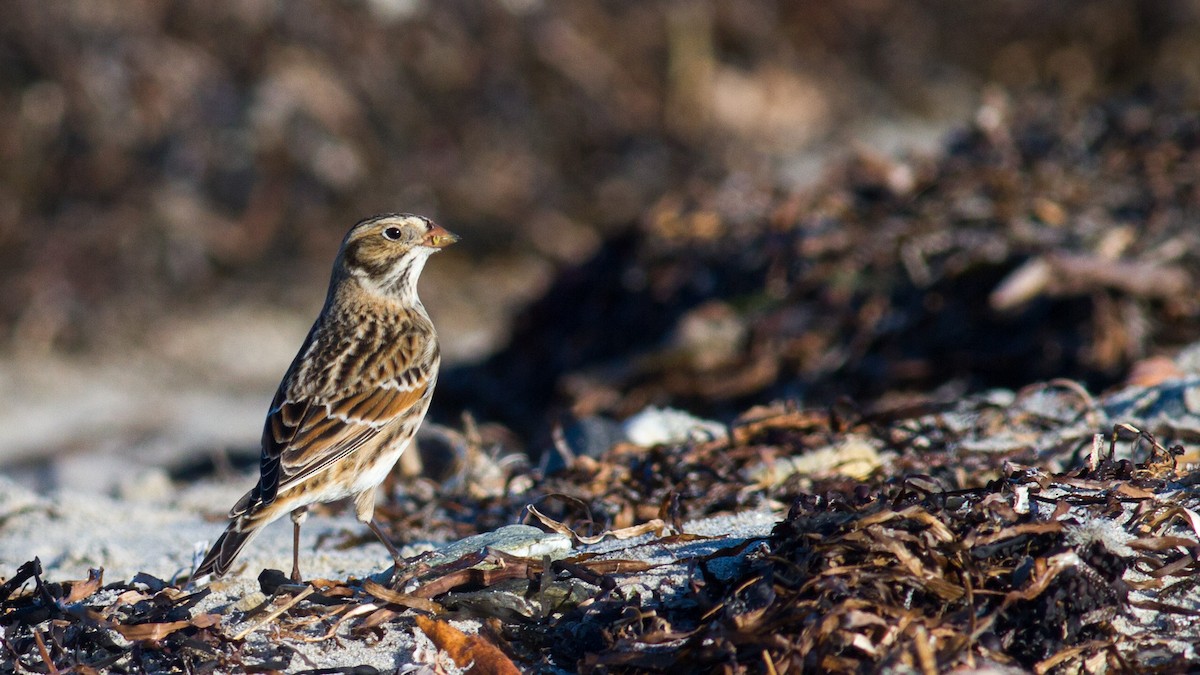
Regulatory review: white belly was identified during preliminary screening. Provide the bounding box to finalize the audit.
[350,440,410,494]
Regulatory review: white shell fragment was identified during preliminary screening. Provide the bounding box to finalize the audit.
[622,406,728,446]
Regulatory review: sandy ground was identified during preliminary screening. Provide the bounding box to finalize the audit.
[0,474,387,582]
[0,470,781,672]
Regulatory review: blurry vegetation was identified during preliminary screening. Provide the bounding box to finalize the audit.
[3,1,1200,444]
[447,85,1200,439]
[2,0,1197,353]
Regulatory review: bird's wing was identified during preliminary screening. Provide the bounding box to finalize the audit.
[269,380,429,494]
[244,320,436,512]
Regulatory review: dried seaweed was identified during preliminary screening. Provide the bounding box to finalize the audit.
[504,421,1200,673]
[5,387,1200,672]
[1,561,225,672]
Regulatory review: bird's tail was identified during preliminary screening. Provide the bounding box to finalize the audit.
[193,517,264,580]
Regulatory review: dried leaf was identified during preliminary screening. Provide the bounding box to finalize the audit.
[112,613,220,642]
[415,615,521,675]
[64,569,103,604]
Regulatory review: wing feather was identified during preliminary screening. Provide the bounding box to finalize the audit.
[272,382,429,493]
[241,313,436,514]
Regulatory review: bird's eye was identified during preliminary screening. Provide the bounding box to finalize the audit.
[382,226,403,241]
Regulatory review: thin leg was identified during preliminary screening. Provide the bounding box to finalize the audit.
[366,519,403,566]
[290,521,302,582]
[289,507,309,583]
[356,489,405,580]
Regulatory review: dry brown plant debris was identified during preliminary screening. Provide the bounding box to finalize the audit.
[6,383,1200,672]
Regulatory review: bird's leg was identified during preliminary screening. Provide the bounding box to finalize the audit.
[356,488,405,582]
[289,507,309,583]
[366,518,404,565]
[366,519,409,588]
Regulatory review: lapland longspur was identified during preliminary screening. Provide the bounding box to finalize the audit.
[194,213,457,581]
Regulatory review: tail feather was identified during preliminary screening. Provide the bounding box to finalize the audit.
[194,520,263,580]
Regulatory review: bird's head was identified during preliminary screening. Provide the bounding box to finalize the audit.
[334,213,458,301]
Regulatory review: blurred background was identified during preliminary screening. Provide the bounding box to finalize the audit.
[2,0,1200,491]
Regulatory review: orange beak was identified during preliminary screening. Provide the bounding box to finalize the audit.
[423,223,459,249]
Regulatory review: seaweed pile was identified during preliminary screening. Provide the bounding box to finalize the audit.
[537,421,1199,672]
[444,86,1200,439]
[5,375,1200,672]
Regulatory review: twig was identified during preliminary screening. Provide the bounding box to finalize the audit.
[231,586,314,641]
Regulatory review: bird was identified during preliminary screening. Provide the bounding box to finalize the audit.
[193,213,458,582]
